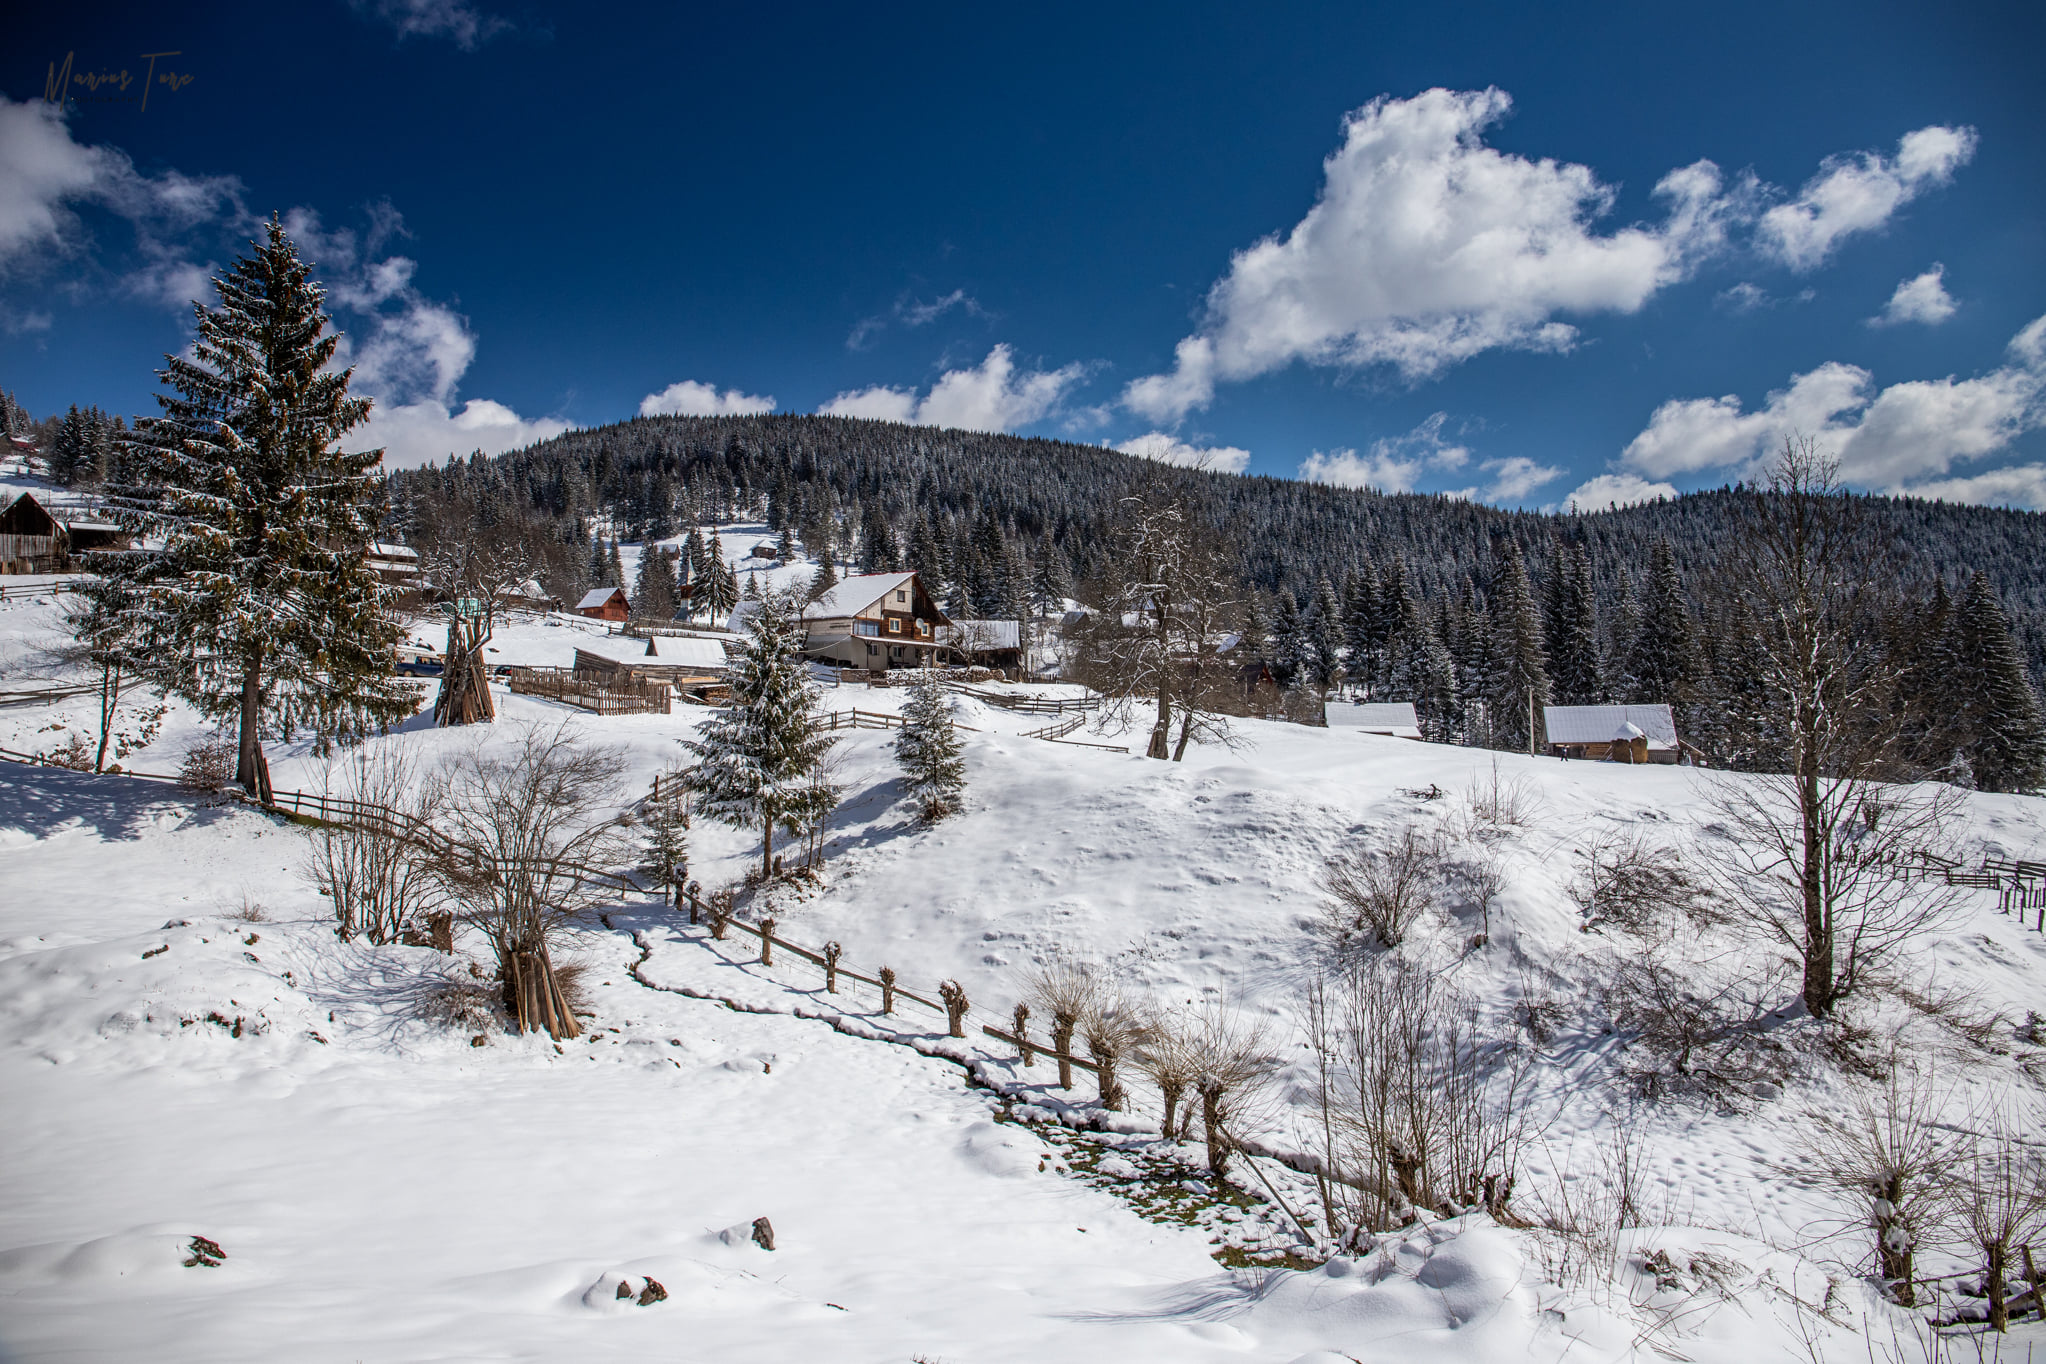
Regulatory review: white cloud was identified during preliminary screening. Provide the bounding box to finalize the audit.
[1114,431,1251,474]
[1607,313,2046,504]
[352,0,510,48]
[1123,87,1744,421]
[1758,126,1976,272]
[819,345,1085,432]
[1482,456,1565,501]
[639,380,776,417]
[1565,472,1681,511]
[350,398,568,471]
[0,98,122,267]
[1869,265,1957,327]
[1296,412,1474,492]
[1904,463,2046,510]
[846,289,987,350]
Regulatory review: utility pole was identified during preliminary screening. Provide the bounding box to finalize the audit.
[1527,685,1536,758]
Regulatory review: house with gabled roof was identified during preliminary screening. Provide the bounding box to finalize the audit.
[797,571,952,669]
[576,586,630,622]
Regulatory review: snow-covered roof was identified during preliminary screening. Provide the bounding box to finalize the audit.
[575,632,727,671]
[576,587,626,609]
[1543,704,1678,748]
[1325,701,1422,737]
[369,542,419,561]
[941,619,1020,650]
[802,572,915,619]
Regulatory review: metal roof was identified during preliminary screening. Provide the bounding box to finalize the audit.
[802,572,916,619]
[1542,704,1679,747]
[576,587,625,609]
[941,619,1021,650]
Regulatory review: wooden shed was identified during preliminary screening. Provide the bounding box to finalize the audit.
[0,492,61,574]
[575,586,630,622]
[1543,704,1695,764]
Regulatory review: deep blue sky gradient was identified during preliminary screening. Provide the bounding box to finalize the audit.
[5,0,2042,503]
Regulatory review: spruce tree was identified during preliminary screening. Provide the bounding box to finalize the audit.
[684,589,839,877]
[1307,576,1344,695]
[1950,572,2046,793]
[1342,564,1380,695]
[1271,589,1309,689]
[1622,538,1698,704]
[807,546,838,602]
[633,544,678,620]
[1484,540,1550,753]
[1546,539,1602,704]
[606,540,626,588]
[695,550,740,624]
[1029,549,1071,618]
[107,216,410,800]
[895,664,967,821]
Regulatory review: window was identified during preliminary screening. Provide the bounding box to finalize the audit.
[855,621,879,637]
[896,590,907,603]
[888,618,902,633]
[915,620,929,637]
[865,643,879,656]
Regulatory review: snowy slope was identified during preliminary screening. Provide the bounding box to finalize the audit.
[4,586,2045,1360]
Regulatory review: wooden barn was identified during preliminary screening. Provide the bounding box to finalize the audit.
[1543,704,1698,764]
[575,586,630,622]
[940,619,1023,670]
[1,492,63,574]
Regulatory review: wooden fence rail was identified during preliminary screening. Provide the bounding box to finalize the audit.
[507,667,672,716]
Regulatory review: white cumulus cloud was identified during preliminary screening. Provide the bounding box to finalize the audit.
[1759,125,1976,272]
[1603,313,2046,507]
[1482,456,1565,502]
[1296,413,1476,492]
[1564,472,1681,511]
[1113,431,1251,474]
[639,380,776,417]
[1124,87,1744,421]
[819,345,1085,432]
[352,398,568,471]
[1869,265,1957,327]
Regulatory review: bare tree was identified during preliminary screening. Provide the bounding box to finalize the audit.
[1702,436,1963,1017]
[428,722,631,1038]
[1081,988,1150,1111]
[1070,477,1245,761]
[1024,958,1102,1091]
[1949,1109,2046,1332]
[1184,998,1277,1182]
[1785,1070,1960,1306]
[1134,1005,1203,1140]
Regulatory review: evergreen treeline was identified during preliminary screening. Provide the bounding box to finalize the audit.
[380,412,2046,687]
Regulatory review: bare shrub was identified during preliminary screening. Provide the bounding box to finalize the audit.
[420,977,504,1032]
[427,722,631,1039]
[179,730,237,794]
[1599,949,1789,1103]
[1447,852,1505,946]
[307,748,441,946]
[1567,829,1708,934]
[1458,759,1543,838]
[44,732,93,771]
[1307,957,1538,1234]
[1783,1070,1960,1306]
[1949,1109,2046,1332]
[1134,1006,1203,1140]
[1322,828,1439,950]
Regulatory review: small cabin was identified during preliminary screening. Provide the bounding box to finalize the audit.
[1543,704,1695,765]
[576,586,630,622]
[799,571,951,669]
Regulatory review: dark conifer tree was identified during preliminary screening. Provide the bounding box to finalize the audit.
[1622,538,1699,704]
[1949,571,2046,793]
[1484,540,1550,753]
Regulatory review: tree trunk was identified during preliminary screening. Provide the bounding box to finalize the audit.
[1201,1083,1230,1179]
[94,659,121,772]
[236,647,271,802]
[1052,1021,1075,1090]
[1988,1241,2009,1332]
[761,818,775,880]
[1161,1083,1180,1139]
[1172,709,1194,762]
[1148,688,1171,761]
[1799,768,1834,1015]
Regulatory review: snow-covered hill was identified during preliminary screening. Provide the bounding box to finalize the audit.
[3,582,2043,1361]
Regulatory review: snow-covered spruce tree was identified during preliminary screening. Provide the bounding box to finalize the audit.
[895,664,966,821]
[1484,540,1549,754]
[694,550,739,625]
[684,588,840,879]
[1621,537,1699,705]
[107,217,411,800]
[1544,538,1601,705]
[806,547,838,603]
[633,543,678,620]
[1948,571,2046,793]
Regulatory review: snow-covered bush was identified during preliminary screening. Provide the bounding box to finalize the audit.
[178,730,237,794]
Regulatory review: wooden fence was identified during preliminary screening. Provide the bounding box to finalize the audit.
[507,667,672,715]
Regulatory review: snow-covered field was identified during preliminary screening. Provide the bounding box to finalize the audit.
[4,581,2045,1362]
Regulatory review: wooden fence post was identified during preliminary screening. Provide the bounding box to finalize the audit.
[879,966,897,1015]
[759,918,776,966]
[1012,1002,1034,1067]
[823,941,842,993]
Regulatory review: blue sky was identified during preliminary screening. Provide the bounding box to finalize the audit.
[4,0,2043,509]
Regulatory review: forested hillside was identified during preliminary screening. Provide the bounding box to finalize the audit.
[381,413,2046,688]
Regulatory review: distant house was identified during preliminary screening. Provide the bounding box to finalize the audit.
[940,619,1023,670]
[747,542,779,561]
[1543,704,1697,764]
[367,542,423,590]
[60,519,131,555]
[797,571,952,669]
[0,492,61,574]
[1326,701,1424,739]
[576,586,630,622]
